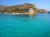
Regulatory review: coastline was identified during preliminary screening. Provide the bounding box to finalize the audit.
[10,13,35,15]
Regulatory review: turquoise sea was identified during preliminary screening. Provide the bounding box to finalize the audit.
[0,13,50,37]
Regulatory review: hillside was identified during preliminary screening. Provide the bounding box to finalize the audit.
[0,3,46,14]
[0,3,35,13]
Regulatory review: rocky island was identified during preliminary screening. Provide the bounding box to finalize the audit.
[0,3,48,15]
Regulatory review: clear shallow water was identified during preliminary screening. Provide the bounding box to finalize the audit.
[0,13,50,37]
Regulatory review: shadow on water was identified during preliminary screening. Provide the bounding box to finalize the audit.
[9,14,37,20]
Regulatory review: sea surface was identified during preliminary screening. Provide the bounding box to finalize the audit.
[0,12,50,37]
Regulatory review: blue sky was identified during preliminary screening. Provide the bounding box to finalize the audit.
[0,0,50,11]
